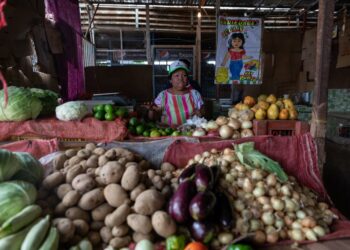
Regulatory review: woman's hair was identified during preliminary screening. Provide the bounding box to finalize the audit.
[228,33,245,49]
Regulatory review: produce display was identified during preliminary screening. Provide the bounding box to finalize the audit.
[0,86,59,122]
[234,94,298,120]
[0,149,58,250]
[92,104,129,121]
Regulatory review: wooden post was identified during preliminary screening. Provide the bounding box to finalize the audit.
[146,5,151,65]
[311,0,335,172]
[215,0,220,100]
[195,8,201,84]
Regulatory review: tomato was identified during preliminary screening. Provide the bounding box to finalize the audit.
[227,244,253,250]
[184,242,208,250]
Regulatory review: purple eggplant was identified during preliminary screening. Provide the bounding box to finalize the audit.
[215,192,234,229]
[189,191,216,221]
[195,164,214,191]
[190,219,216,244]
[168,179,197,223]
[178,164,196,183]
[210,165,220,186]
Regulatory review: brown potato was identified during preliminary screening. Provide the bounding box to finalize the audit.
[105,204,130,228]
[86,155,99,169]
[93,147,105,156]
[43,172,65,190]
[100,226,113,243]
[90,221,104,231]
[78,188,105,210]
[100,161,125,185]
[53,153,68,170]
[68,156,83,166]
[104,184,128,208]
[72,174,96,193]
[66,164,84,183]
[53,218,75,241]
[88,231,101,246]
[92,203,114,221]
[151,211,177,238]
[65,149,78,158]
[130,184,146,201]
[65,207,90,222]
[62,190,81,207]
[134,189,165,215]
[98,155,109,167]
[73,219,89,236]
[109,236,131,249]
[104,149,116,159]
[112,224,129,237]
[121,165,140,191]
[127,214,152,234]
[77,149,91,159]
[114,148,135,161]
[85,143,96,151]
[54,202,67,216]
[161,162,175,172]
[132,232,154,243]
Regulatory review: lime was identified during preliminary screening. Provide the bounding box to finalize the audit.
[165,127,174,135]
[105,112,116,121]
[95,104,105,112]
[116,107,128,118]
[136,124,145,135]
[92,105,98,113]
[94,110,105,120]
[128,126,136,135]
[142,130,150,137]
[171,131,181,136]
[150,130,161,137]
[160,130,167,136]
[104,104,114,113]
[146,122,156,129]
[129,117,138,126]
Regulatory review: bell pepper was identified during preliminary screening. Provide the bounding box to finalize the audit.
[166,235,186,250]
[227,244,253,250]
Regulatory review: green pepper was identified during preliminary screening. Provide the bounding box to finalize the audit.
[166,235,186,250]
[227,244,253,250]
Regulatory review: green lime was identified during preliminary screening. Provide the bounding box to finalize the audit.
[171,131,181,136]
[165,127,174,135]
[136,125,145,135]
[116,107,128,118]
[105,112,116,121]
[129,117,138,126]
[95,104,105,112]
[142,130,150,137]
[104,104,114,113]
[94,110,105,120]
[146,122,156,129]
[150,130,161,137]
[160,130,167,136]
[128,126,136,135]
[93,105,98,113]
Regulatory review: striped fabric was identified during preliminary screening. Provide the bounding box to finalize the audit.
[155,89,203,126]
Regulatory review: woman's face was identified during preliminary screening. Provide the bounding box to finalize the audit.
[170,69,188,91]
[232,37,242,48]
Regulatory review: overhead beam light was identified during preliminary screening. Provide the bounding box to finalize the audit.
[197,11,201,18]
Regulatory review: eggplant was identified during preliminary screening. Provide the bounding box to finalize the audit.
[210,165,221,187]
[215,192,234,229]
[178,164,196,183]
[195,164,214,191]
[189,191,216,221]
[168,179,197,223]
[189,219,215,244]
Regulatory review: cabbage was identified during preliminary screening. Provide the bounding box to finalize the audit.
[30,88,59,117]
[0,181,37,225]
[0,86,42,121]
[0,149,22,182]
[12,152,44,186]
[55,101,89,121]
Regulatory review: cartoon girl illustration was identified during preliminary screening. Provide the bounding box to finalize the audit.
[221,33,252,82]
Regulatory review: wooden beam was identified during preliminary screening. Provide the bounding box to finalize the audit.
[146,4,151,65]
[195,8,201,83]
[311,0,335,173]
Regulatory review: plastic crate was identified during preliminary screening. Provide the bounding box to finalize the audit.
[253,120,310,136]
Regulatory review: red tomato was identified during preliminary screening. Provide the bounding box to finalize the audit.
[184,242,208,250]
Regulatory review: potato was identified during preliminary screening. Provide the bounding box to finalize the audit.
[88,231,101,246]
[86,155,99,168]
[78,188,105,210]
[54,202,67,216]
[112,224,129,237]
[62,190,81,207]
[105,204,130,228]
[104,149,116,159]
[109,236,131,249]
[68,156,83,166]
[134,189,165,215]
[95,177,104,187]
[85,143,96,151]
[161,162,175,172]
[53,153,68,170]
[43,172,65,190]
[90,221,104,231]
[65,149,78,158]
[57,183,73,199]
[98,155,109,167]
[80,160,88,170]
[100,161,125,185]
[130,184,146,201]
[114,148,134,161]
[37,188,50,200]
[100,226,113,243]
[93,147,105,156]
[73,219,89,236]
[127,214,152,234]
[125,162,138,168]
[65,207,90,222]
[77,149,91,159]
[121,165,140,191]
[92,203,114,221]
[104,184,128,208]
[72,174,96,193]
[66,164,84,183]
[53,218,75,237]
[132,232,154,243]
[138,160,151,171]
[151,211,177,238]
[118,158,128,167]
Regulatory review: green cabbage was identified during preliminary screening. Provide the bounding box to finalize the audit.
[0,86,42,121]
[0,181,37,225]
[12,152,44,186]
[30,88,59,117]
[0,149,22,182]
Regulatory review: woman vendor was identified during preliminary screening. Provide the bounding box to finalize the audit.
[151,60,204,126]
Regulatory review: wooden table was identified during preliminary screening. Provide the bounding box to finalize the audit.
[259,239,350,249]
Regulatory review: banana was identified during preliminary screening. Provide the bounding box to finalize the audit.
[0,204,42,238]
[21,215,50,250]
[38,227,59,250]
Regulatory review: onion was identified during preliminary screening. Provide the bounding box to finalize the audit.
[253,230,266,244]
[266,231,279,244]
[257,196,270,205]
[281,185,292,196]
[239,109,255,121]
[192,128,206,137]
[243,178,253,192]
[228,108,240,119]
[227,118,241,130]
[274,218,285,229]
[290,229,305,241]
[219,125,234,139]
[253,187,266,197]
[271,198,285,211]
[234,200,245,212]
[262,212,275,225]
[241,128,254,137]
[268,188,277,196]
[251,169,264,180]
[266,174,277,186]
[301,217,316,228]
[296,210,306,220]
[222,154,236,163]
[318,202,329,211]
[241,120,253,129]
[284,199,297,212]
[216,116,228,126]
[313,226,326,237]
[291,221,302,229]
[232,130,241,139]
[304,228,318,241]
[205,120,219,130]
[250,219,262,231]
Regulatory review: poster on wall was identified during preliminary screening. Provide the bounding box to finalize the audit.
[215,16,263,84]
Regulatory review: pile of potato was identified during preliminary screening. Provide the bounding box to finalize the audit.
[37,143,177,249]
